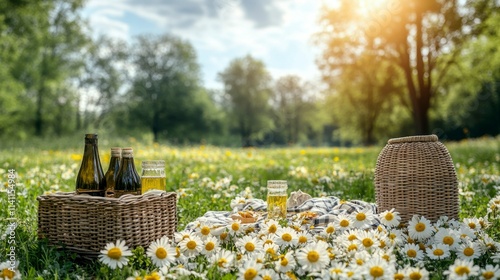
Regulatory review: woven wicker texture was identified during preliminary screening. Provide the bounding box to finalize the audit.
[375,135,459,222]
[37,191,177,258]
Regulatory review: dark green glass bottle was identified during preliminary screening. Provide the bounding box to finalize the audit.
[104,147,121,197]
[114,147,141,197]
[76,133,106,196]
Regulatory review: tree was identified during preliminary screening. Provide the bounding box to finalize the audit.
[3,0,89,136]
[128,34,214,143]
[325,54,404,145]
[218,55,273,147]
[271,75,315,145]
[316,0,498,135]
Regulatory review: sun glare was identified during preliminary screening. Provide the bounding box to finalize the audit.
[357,0,391,18]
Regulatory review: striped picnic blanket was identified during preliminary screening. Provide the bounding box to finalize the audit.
[185,196,379,232]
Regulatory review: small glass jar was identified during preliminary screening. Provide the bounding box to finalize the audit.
[267,180,288,220]
[141,160,166,194]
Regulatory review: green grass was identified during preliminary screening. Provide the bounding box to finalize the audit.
[0,136,499,279]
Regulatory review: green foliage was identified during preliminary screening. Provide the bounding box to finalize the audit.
[218,55,274,147]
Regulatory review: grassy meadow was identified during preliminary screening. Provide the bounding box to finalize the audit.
[0,136,499,279]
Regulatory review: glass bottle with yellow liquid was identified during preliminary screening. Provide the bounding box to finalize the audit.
[141,160,166,193]
[267,180,288,219]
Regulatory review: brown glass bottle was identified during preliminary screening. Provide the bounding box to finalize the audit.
[104,147,121,197]
[114,147,141,197]
[76,133,106,196]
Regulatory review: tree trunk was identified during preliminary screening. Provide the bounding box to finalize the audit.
[35,85,44,136]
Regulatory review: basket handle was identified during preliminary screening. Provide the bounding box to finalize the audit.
[388,134,438,144]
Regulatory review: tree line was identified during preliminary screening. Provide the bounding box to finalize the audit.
[0,0,499,146]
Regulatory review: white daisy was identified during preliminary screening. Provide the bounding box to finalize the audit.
[357,230,381,250]
[275,227,298,247]
[296,240,330,272]
[321,222,336,237]
[209,249,235,273]
[260,234,277,247]
[480,264,500,280]
[386,229,405,247]
[334,213,354,231]
[263,243,279,258]
[342,239,362,255]
[361,257,394,280]
[322,262,349,279]
[238,260,263,280]
[260,269,279,280]
[351,251,371,266]
[98,240,133,269]
[457,225,476,240]
[401,243,424,261]
[463,217,482,232]
[0,261,21,280]
[405,266,429,280]
[201,235,220,256]
[444,259,480,279]
[275,251,297,273]
[228,220,244,236]
[196,223,214,239]
[260,219,281,235]
[456,239,482,260]
[426,243,451,260]
[351,208,375,229]
[408,215,435,241]
[236,235,263,256]
[379,209,401,228]
[434,227,460,250]
[178,234,203,258]
[174,230,192,243]
[146,236,176,267]
[296,230,314,247]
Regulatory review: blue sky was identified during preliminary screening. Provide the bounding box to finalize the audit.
[81,0,331,89]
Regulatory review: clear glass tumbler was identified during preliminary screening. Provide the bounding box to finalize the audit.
[141,160,166,194]
[267,180,288,219]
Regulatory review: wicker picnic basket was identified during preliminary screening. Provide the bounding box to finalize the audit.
[37,190,177,258]
[374,135,459,222]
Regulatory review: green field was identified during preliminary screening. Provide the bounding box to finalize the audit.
[1,137,499,279]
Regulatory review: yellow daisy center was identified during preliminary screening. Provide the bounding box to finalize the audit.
[232,223,240,231]
[409,272,422,280]
[218,258,227,267]
[362,238,374,247]
[433,249,444,256]
[385,212,394,221]
[186,240,197,250]
[263,276,272,280]
[200,226,211,236]
[326,226,335,234]
[264,239,273,245]
[370,266,384,277]
[155,247,167,259]
[266,248,275,255]
[298,236,307,244]
[205,242,215,251]
[407,249,417,258]
[463,247,475,256]
[220,232,228,240]
[2,268,15,279]
[340,220,350,227]
[280,257,289,266]
[394,273,405,280]
[356,259,364,265]
[268,224,277,233]
[455,266,471,276]
[244,268,258,280]
[175,247,181,257]
[415,222,426,232]
[144,273,161,280]
[282,233,292,242]
[307,250,320,263]
[348,244,358,251]
[443,236,454,245]
[389,233,397,240]
[468,222,476,229]
[107,247,122,260]
[482,271,495,279]
[382,254,390,262]
[348,234,357,241]
[245,242,255,252]
[356,213,366,221]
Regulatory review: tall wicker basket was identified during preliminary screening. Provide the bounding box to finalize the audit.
[37,191,177,258]
[374,135,459,222]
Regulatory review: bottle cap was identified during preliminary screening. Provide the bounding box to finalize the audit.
[122,147,134,158]
[110,147,121,157]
